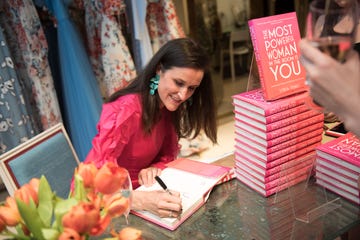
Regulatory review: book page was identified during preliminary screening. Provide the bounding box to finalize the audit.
[134,167,222,225]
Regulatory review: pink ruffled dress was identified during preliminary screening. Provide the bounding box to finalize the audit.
[85,94,179,188]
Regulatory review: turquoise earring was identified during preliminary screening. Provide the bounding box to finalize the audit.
[149,74,160,95]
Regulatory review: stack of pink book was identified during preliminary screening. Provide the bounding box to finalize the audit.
[315,132,360,204]
[232,89,324,197]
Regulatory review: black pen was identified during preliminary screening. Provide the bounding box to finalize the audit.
[155,176,172,195]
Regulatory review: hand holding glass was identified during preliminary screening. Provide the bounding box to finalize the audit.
[304,0,359,110]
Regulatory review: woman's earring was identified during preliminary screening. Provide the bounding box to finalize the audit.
[149,74,160,95]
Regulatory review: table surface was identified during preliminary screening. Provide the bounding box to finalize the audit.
[101,154,360,240]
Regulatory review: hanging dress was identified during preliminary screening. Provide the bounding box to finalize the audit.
[0,0,62,131]
[45,0,103,161]
[0,27,36,154]
[127,0,153,69]
[84,0,136,98]
[146,0,185,53]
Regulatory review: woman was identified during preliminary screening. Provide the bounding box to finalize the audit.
[85,38,218,218]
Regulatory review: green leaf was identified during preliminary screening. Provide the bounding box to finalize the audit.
[73,174,87,201]
[42,228,60,240]
[16,199,45,240]
[53,198,78,230]
[37,176,55,227]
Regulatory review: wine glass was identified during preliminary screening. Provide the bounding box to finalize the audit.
[106,169,133,227]
[304,0,359,111]
[119,169,132,225]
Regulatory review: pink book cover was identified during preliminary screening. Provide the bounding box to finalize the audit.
[316,132,360,167]
[235,113,324,140]
[235,142,318,168]
[232,88,308,116]
[234,109,321,132]
[316,178,360,205]
[236,157,312,184]
[235,134,322,161]
[166,158,231,178]
[235,151,316,177]
[235,168,308,197]
[235,121,324,147]
[235,127,323,154]
[233,103,309,124]
[316,156,359,180]
[248,12,308,101]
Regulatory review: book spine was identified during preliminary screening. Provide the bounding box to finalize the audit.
[316,156,359,180]
[236,158,312,183]
[235,142,319,168]
[232,87,308,116]
[316,151,360,173]
[235,151,316,177]
[233,103,309,124]
[235,121,323,148]
[316,165,358,189]
[316,178,360,205]
[236,132,322,158]
[235,168,308,197]
[236,135,322,162]
[248,22,267,99]
[235,113,324,140]
[235,110,321,132]
[316,172,359,197]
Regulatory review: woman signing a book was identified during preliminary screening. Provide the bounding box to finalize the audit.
[84,38,218,218]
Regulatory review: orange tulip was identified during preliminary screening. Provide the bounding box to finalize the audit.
[89,215,112,236]
[28,178,40,195]
[103,192,129,217]
[0,205,21,226]
[62,202,100,234]
[5,197,19,213]
[94,162,128,195]
[14,183,38,205]
[116,227,142,240]
[76,162,98,188]
[58,228,85,240]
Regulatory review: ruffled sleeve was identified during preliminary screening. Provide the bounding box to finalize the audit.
[85,95,141,168]
[151,112,180,170]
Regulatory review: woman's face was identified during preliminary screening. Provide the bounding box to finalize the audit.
[157,67,204,111]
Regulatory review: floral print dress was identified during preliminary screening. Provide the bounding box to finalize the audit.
[84,0,136,98]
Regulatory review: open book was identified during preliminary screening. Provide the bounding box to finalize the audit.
[131,158,233,230]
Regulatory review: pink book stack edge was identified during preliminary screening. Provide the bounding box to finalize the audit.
[315,132,360,205]
[233,90,323,197]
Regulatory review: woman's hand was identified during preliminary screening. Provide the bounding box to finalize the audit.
[299,39,360,137]
[138,167,162,187]
[131,190,182,218]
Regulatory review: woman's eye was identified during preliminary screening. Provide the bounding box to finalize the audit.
[175,81,184,87]
[188,87,196,92]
